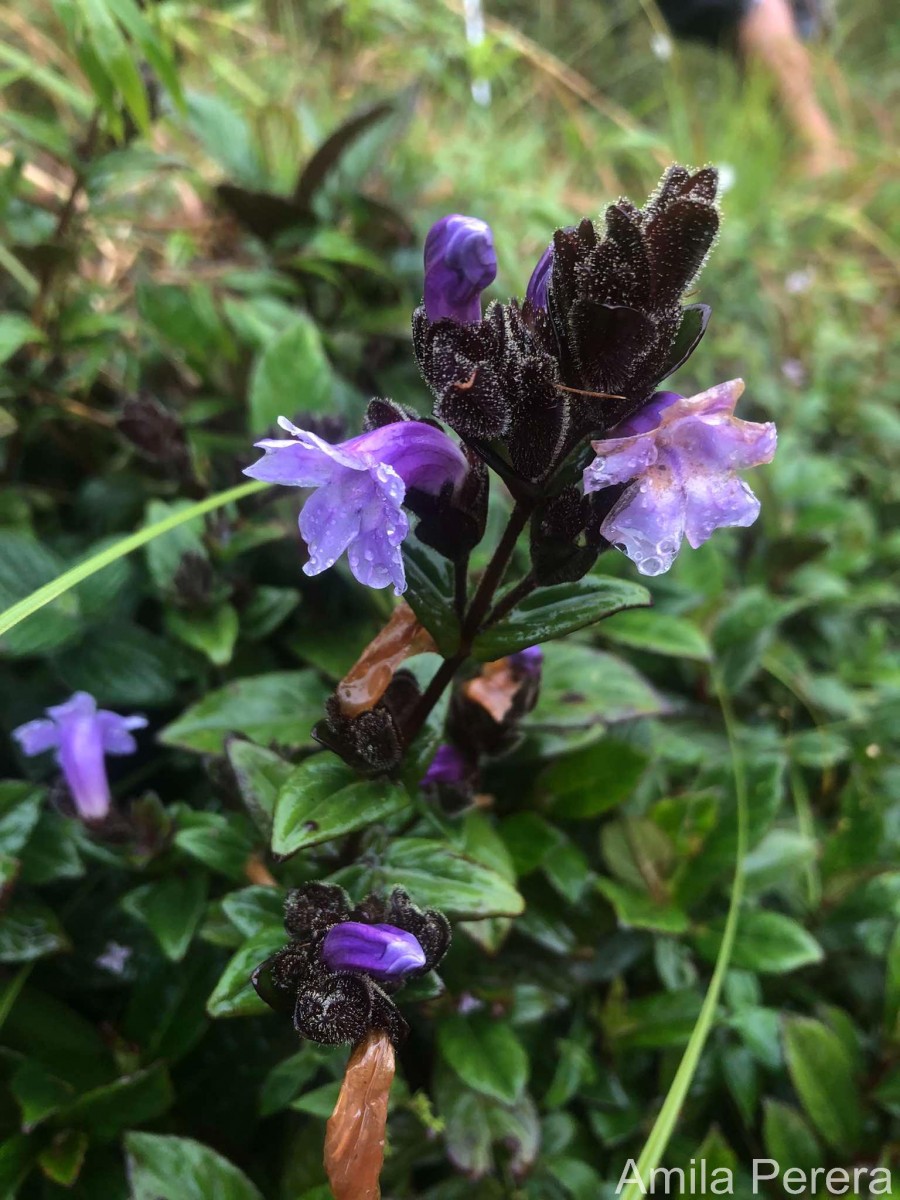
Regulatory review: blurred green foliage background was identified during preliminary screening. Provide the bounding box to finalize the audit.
[0,0,897,1196]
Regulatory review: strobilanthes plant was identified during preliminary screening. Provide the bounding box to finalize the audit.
[246,167,777,1200]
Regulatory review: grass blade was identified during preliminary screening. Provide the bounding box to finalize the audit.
[618,668,748,1199]
[0,480,268,640]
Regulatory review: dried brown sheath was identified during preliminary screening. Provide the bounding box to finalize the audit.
[324,1031,396,1200]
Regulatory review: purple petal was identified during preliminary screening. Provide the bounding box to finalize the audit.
[354,422,468,496]
[615,391,682,436]
[298,474,366,577]
[56,710,111,820]
[683,472,761,549]
[600,473,687,576]
[346,465,410,593]
[525,244,553,310]
[97,710,148,756]
[46,691,97,722]
[424,214,497,324]
[12,718,59,756]
[322,921,426,980]
[584,431,659,491]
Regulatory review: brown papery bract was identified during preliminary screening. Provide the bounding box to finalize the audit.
[324,1032,396,1200]
[463,657,521,724]
[336,602,436,717]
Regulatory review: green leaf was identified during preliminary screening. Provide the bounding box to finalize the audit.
[538,739,647,818]
[0,781,44,857]
[272,756,409,857]
[58,1063,173,1139]
[56,621,182,707]
[143,499,207,593]
[0,533,81,656]
[525,642,665,739]
[12,1060,75,1131]
[361,838,524,919]
[0,480,266,643]
[37,1128,88,1186]
[226,739,293,838]
[0,313,43,363]
[601,609,712,661]
[438,1014,528,1104]
[472,577,650,660]
[886,923,900,1038]
[125,1132,263,1200]
[160,671,329,753]
[165,603,240,666]
[221,887,284,938]
[783,1015,862,1150]
[248,315,334,434]
[596,877,689,934]
[174,812,256,881]
[696,910,823,974]
[206,928,284,1019]
[0,900,69,963]
[402,541,461,657]
[762,1099,821,1174]
[121,873,209,962]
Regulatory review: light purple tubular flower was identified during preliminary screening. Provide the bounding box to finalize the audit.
[422,742,469,786]
[12,692,147,821]
[244,419,468,595]
[322,921,427,981]
[583,380,777,576]
[525,244,553,310]
[424,214,497,324]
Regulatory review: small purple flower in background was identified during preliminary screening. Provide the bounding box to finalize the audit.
[510,644,544,677]
[525,243,553,310]
[422,742,469,787]
[244,419,468,595]
[584,379,776,576]
[322,922,427,982]
[424,214,497,324]
[13,692,147,821]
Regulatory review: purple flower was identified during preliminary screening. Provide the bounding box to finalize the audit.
[422,742,469,787]
[510,645,543,677]
[12,692,147,821]
[525,244,553,310]
[424,214,497,324]
[322,921,426,981]
[583,380,776,576]
[244,419,468,595]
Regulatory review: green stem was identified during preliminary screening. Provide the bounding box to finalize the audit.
[618,667,748,1200]
[0,480,268,640]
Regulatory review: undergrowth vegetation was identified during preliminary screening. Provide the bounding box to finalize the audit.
[0,0,897,1196]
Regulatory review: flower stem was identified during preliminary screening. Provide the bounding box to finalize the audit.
[403,500,533,747]
[482,571,537,630]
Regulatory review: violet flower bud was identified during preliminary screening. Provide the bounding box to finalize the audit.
[244,418,468,595]
[583,380,777,576]
[322,921,427,981]
[525,243,553,310]
[424,214,497,324]
[12,692,147,821]
[510,645,543,677]
[422,742,470,787]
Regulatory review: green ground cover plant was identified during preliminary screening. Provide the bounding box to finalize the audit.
[0,1,897,1197]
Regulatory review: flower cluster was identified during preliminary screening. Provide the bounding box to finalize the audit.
[252,883,451,1048]
[245,165,775,595]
